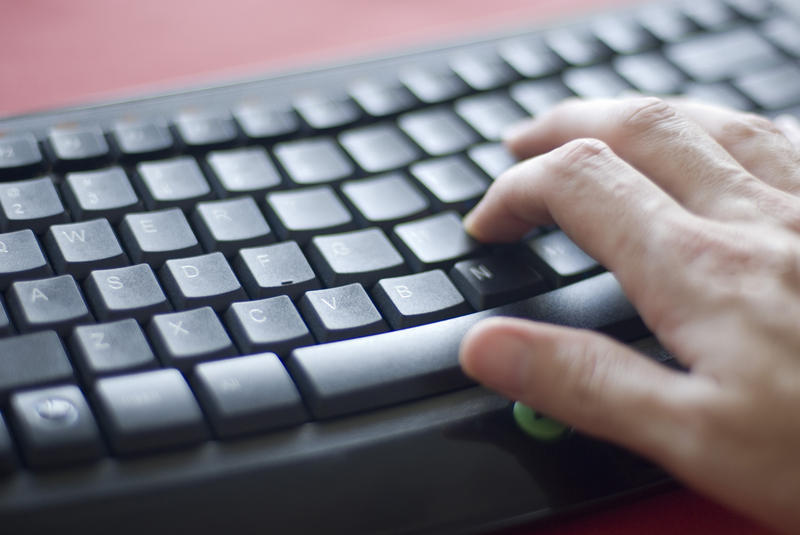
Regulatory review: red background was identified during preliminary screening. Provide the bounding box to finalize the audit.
[0,1,774,533]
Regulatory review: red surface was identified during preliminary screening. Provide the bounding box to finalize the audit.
[0,1,776,533]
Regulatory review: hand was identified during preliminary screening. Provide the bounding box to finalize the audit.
[458,96,800,534]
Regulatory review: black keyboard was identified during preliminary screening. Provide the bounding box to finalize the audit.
[1,0,799,533]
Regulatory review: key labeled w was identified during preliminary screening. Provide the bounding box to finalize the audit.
[61,229,86,243]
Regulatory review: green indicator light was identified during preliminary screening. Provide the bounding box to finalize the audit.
[512,402,568,441]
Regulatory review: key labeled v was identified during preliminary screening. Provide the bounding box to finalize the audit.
[320,296,337,310]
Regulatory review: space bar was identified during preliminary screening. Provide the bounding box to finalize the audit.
[286,272,647,419]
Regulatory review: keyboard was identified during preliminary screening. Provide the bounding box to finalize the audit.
[1,0,799,533]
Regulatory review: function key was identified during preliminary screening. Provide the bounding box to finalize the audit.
[294,92,363,130]
[339,124,420,174]
[111,120,174,160]
[298,283,388,343]
[7,274,94,334]
[398,108,478,156]
[372,269,470,329]
[205,147,283,197]
[134,156,213,211]
[349,79,418,118]
[69,319,158,381]
[0,177,69,234]
[44,125,111,171]
[450,52,519,91]
[147,307,237,370]
[235,241,320,300]
[0,133,44,180]
[273,137,354,186]
[544,27,612,67]
[591,15,658,55]
[0,229,52,290]
[172,110,239,150]
[224,297,314,357]
[393,211,481,271]
[498,39,564,79]
[454,93,527,141]
[400,66,470,104]
[0,331,74,401]
[341,172,430,228]
[63,167,142,224]
[265,185,355,243]
[233,102,299,140]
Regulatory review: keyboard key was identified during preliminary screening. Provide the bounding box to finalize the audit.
[288,272,644,419]
[499,38,564,79]
[44,219,128,278]
[294,93,362,130]
[273,138,354,186]
[172,110,238,149]
[350,79,418,117]
[45,125,110,171]
[265,185,355,243]
[84,264,171,322]
[372,269,470,329]
[0,297,10,336]
[62,167,142,223]
[235,242,320,300]
[684,82,754,111]
[400,66,470,104]
[94,369,208,455]
[727,0,774,20]
[454,93,527,141]
[0,229,52,290]
[308,227,406,287]
[0,177,68,234]
[613,52,686,95]
[761,18,800,57]
[468,143,517,180]
[192,196,273,257]
[134,156,213,211]
[233,102,300,140]
[638,4,697,42]
[393,212,481,271]
[119,208,202,266]
[0,414,17,473]
[591,15,658,55]
[734,64,800,110]
[341,172,430,228]
[225,296,314,356]
[10,385,103,468]
[0,133,44,180]
[111,120,174,160]
[450,253,547,310]
[682,0,737,30]
[339,124,420,173]
[510,78,573,117]
[545,27,611,66]
[148,307,237,370]
[8,275,93,334]
[69,319,158,380]
[299,283,388,343]
[664,28,783,83]
[450,52,518,91]
[527,230,604,287]
[205,147,283,197]
[409,156,489,212]
[0,331,74,400]
[562,65,631,98]
[192,353,307,438]
[160,251,247,311]
[398,108,478,156]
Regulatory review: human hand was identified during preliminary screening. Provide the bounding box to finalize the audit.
[458,97,800,534]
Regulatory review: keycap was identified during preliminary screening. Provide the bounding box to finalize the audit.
[510,78,573,117]
[664,28,783,83]
[450,52,519,91]
[134,156,213,211]
[498,38,564,79]
[111,120,174,160]
[0,414,16,473]
[544,27,611,66]
[339,124,420,173]
[527,230,603,287]
[613,52,685,95]
[341,172,430,228]
[44,218,128,278]
[160,251,247,311]
[409,156,489,212]
[119,208,202,266]
[298,283,388,343]
[0,229,52,289]
[638,4,697,42]
[683,82,754,111]
[727,0,774,20]
[225,296,314,356]
[350,79,418,117]
[265,186,355,243]
[468,143,517,180]
[84,264,172,322]
[94,369,208,455]
[0,297,11,336]
[450,253,547,310]
[7,274,93,334]
[69,319,158,380]
[0,177,69,234]
[761,18,800,57]
[10,385,103,468]
[234,242,320,300]
[454,93,528,141]
[45,125,111,171]
[682,0,737,30]
[0,133,44,180]
[0,331,74,400]
[735,64,800,110]
[273,138,354,186]
[205,147,283,197]
[192,353,307,438]
[308,227,406,287]
[172,110,238,149]
[288,271,645,419]
[62,167,142,223]
[591,15,658,55]
[294,93,362,130]
[563,65,631,98]
[372,270,471,329]
[233,102,300,140]
[400,66,470,104]
[148,307,237,370]
[192,196,274,257]
[393,212,481,271]
[398,108,478,156]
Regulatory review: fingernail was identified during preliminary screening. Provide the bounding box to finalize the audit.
[463,333,531,396]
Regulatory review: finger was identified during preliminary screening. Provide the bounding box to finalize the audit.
[459,317,714,464]
[505,97,765,216]
[665,99,800,195]
[774,114,800,151]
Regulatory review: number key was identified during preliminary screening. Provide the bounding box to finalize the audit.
[0,177,69,234]
[63,167,142,223]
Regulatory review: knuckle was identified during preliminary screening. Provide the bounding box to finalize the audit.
[720,113,783,147]
[546,138,615,177]
[619,97,681,136]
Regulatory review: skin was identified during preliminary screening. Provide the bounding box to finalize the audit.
[458,96,800,534]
